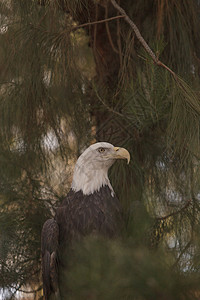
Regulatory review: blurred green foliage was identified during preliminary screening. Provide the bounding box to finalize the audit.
[62,237,199,300]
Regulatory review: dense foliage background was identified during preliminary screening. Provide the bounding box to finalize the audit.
[0,0,200,299]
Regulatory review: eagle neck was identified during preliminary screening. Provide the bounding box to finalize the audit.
[71,164,114,196]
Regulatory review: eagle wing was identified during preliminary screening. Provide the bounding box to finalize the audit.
[41,218,59,300]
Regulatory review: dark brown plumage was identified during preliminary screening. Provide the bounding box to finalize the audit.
[41,186,122,299]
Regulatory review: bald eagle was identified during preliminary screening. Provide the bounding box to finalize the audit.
[41,142,130,299]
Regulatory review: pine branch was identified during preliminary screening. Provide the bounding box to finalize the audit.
[156,199,192,221]
[110,0,200,141]
[110,0,178,81]
[111,0,158,62]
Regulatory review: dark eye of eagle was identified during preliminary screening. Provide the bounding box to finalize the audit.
[98,147,106,153]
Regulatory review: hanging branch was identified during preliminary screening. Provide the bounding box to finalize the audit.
[110,0,200,120]
[110,0,178,81]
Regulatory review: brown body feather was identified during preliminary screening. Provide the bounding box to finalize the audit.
[41,185,123,300]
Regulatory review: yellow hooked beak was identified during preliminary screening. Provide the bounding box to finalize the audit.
[113,147,130,164]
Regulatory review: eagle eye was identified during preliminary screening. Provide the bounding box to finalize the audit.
[98,147,105,153]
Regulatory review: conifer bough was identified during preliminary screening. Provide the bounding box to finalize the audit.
[110,0,179,81]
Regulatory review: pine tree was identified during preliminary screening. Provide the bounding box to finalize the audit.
[0,1,200,299]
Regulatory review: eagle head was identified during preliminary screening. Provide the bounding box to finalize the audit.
[71,142,130,195]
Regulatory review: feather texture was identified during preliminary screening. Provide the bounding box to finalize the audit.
[41,185,123,299]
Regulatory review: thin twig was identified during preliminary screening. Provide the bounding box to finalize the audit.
[156,199,192,221]
[105,4,119,53]
[117,0,123,68]
[18,285,43,294]
[71,15,125,31]
[157,0,164,38]
[93,86,125,118]
[93,3,98,58]
[172,241,192,269]
[37,10,48,27]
